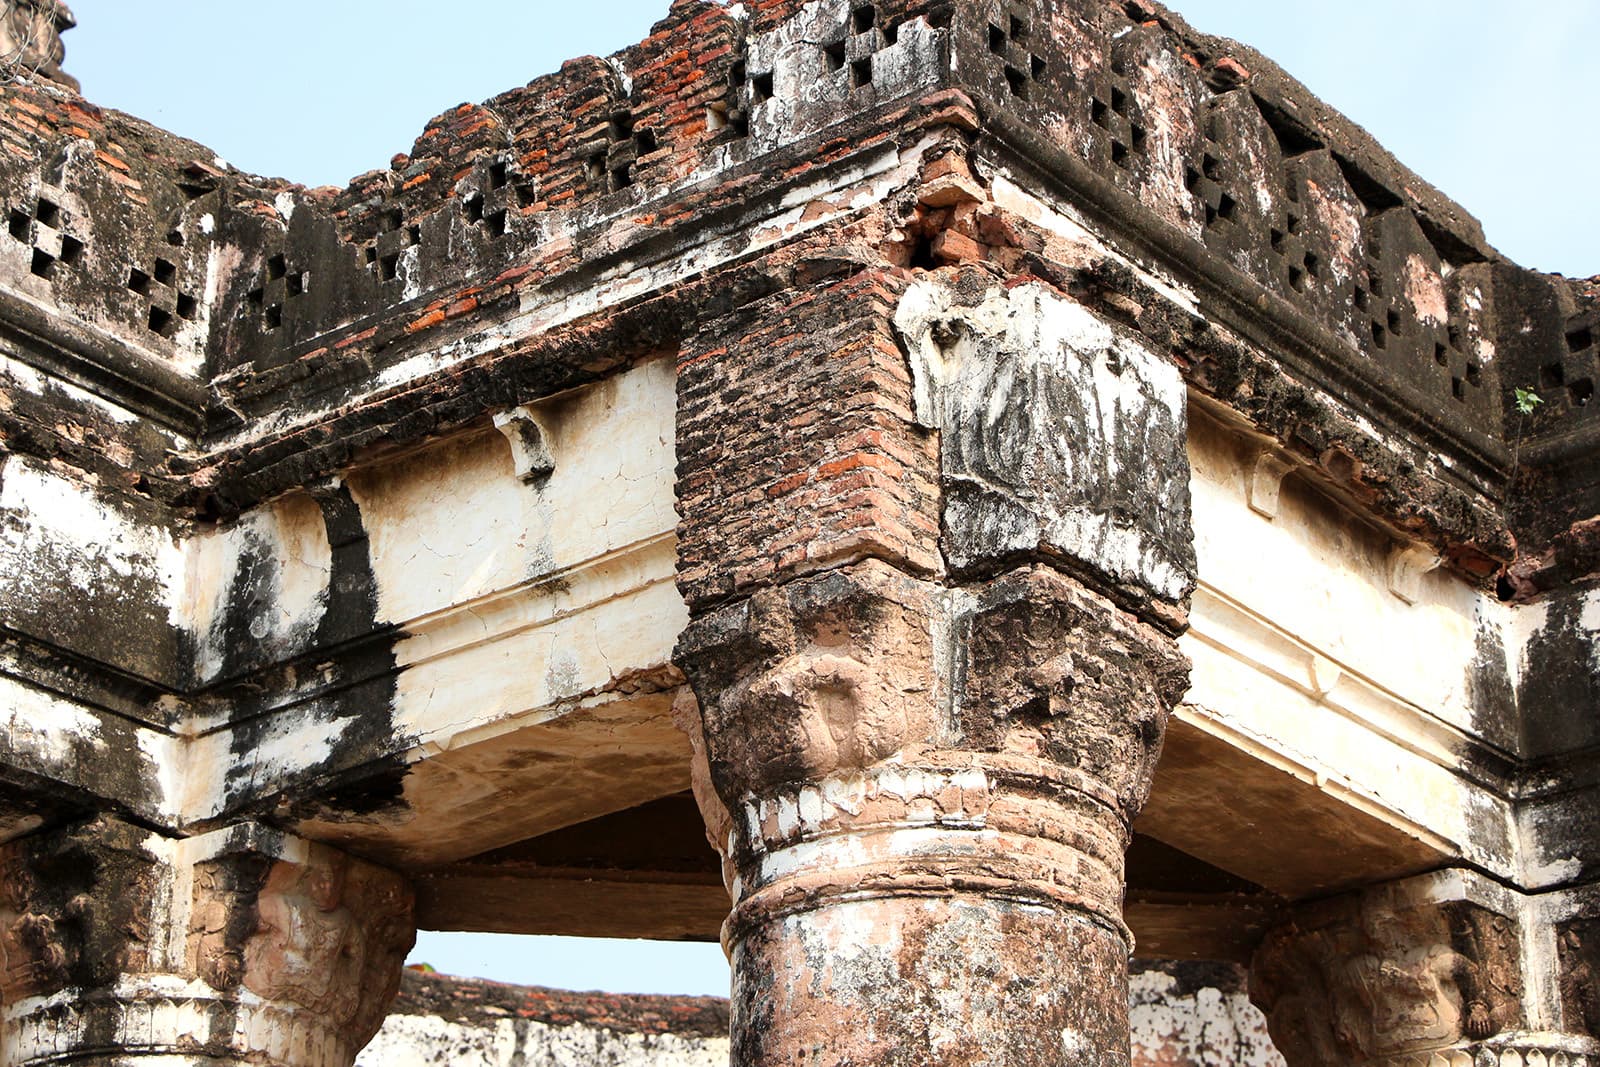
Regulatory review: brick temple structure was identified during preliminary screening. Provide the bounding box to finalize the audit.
[0,0,1595,1064]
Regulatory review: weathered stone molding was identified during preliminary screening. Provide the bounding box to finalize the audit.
[5,990,357,1067]
[724,755,1133,944]
[0,2,1596,1065]
[0,818,414,1066]
[895,272,1195,620]
[1360,1033,1598,1067]
[1535,880,1600,1045]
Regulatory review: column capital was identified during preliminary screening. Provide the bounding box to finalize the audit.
[677,560,1190,1065]
[1251,869,1600,1067]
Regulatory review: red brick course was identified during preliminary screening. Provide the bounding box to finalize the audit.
[676,268,941,609]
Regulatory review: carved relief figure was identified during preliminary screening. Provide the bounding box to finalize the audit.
[233,848,414,1046]
[0,864,67,1002]
[1253,895,1523,1066]
[187,855,271,991]
[1338,898,1512,1050]
[345,860,414,1019]
[0,1,76,89]
[245,854,358,1022]
[1558,920,1600,1037]
[691,566,939,799]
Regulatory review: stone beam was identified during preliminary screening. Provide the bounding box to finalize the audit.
[406,795,1281,957]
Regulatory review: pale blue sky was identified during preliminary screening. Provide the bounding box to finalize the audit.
[64,0,1598,277]
[52,0,1596,999]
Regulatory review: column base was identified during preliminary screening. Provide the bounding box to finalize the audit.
[1364,1031,1600,1067]
[5,985,362,1067]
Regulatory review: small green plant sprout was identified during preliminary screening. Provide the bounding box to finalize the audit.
[1514,387,1544,416]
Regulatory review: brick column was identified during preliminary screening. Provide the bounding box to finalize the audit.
[675,264,1194,1065]
[0,817,413,1067]
[1249,869,1600,1067]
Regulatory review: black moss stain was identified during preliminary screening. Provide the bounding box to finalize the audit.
[205,519,282,686]
[0,461,188,692]
[285,754,411,825]
[182,847,274,1055]
[221,482,405,820]
[1466,611,1519,754]
[0,626,168,822]
[1129,959,1249,998]
[1519,586,1600,759]
[1521,783,1600,890]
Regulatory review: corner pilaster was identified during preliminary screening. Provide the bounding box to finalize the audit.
[0,817,414,1067]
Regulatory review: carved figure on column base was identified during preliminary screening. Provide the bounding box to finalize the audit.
[1559,919,1600,1040]
[1252,888,1524,1067]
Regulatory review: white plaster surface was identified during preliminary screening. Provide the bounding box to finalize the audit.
[1177,415,1520,876]
[1129,968,1284,1067]
[353,358,676,627]
[371,358,688,752]
[1185,416,1510,744]
[357,1013,728,1067]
